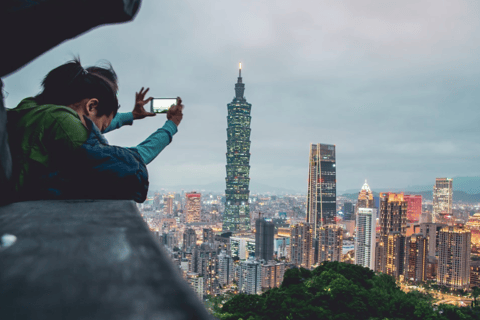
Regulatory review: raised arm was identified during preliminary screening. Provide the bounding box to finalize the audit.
[130,98,183,165]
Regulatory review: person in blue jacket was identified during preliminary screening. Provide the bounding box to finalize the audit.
[7,59,183,202]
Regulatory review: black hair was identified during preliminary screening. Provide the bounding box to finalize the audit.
[35,58,119,117]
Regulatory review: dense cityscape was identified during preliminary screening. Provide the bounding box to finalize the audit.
[135,66,480,318]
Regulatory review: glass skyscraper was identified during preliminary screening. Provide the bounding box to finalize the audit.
[306,143,336,235]
[224,64,252,232]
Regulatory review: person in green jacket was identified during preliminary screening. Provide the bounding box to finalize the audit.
[7,59,183,202]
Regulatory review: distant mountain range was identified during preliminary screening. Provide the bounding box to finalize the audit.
[150,176,480,202]
[341,190,480,203]
[150,181,301,195]
[341,176,480,203]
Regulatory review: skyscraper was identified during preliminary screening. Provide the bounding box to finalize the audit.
[405,233,428,283]
[185,192,201,223]
[255,218,275,261]
[357,180,375,210]
[404,194,422,223]
[437,226,471,290]
[290,223,314,268]
[307,143,336,234]
[375,192,407,275]
[433,178,453,223]
[224,63,252,232]
[355,208,377,270]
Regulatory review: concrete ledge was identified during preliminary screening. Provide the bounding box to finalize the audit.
[0,200,212,320]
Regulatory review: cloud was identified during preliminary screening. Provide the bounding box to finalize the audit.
[4,0,480,193]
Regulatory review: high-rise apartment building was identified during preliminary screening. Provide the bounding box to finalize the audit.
[414,223,446,257]
[404,194,422,223]
[255,218,275,261]
[378,192,407,237]
[437,226,471,290]
[385,232,406,278]
[164,194,174,215]
[404,233,428,283]
[183,228,197,252]
[224,64,252,232]
[261,261,286,290]
[203,228,214,246]
[342,202,355,221]
[355,208,377,270]
[192,244,219,296]
[307,143,336,233]
[238,257,262,295]
[218,250,234,287]
[290,223,314,268]
[185,192,201,223]
[433,178,453,223]
[317,224,343,264]
[375,192,407,275]
[186,272,204,300]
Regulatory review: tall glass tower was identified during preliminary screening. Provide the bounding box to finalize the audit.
[224,63,252,232]
[306,143,336,235]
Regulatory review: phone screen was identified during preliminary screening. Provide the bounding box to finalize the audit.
[151,98,177,113]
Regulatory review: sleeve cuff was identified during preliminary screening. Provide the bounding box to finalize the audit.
[119,112,134,126]
[163,120,178,136]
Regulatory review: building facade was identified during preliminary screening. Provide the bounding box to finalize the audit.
[413,223,446,258]
[404,194,422,223]
[306,143,336,233]
[290,223,314,268]
[218,250,234,287]
[433,178,453,223]
[437,226,471,290]
[224,64,252,232]
[261,261,286,290]
[355,208,377,270]
[375,192,407,275]
[185,192,201,223]
[239,257,262,295]
[404,233,428,283]
[317,224,343,264]
[183,228,197,252]
[255,218,275,261]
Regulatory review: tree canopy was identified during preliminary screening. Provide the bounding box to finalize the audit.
[215,261,480,320]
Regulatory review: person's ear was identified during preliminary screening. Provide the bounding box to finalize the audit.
[85,98,99,116]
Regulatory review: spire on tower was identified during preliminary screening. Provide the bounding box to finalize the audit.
[235,62,245,99]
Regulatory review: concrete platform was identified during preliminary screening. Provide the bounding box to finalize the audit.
[0,200,212,320]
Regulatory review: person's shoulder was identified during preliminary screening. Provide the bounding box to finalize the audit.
[42,105,88,148]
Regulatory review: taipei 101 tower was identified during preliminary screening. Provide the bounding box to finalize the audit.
[223,63,252,232]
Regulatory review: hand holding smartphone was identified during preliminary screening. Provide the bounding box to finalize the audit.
[151,97,183,126]
[150,98,178,114]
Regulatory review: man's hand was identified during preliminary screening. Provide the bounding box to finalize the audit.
[167,97,183,127]
[132,87,155,120]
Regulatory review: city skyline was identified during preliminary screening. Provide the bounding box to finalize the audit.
[4,1,480,193]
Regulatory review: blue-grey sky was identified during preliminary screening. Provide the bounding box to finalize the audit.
[4,0,480,194]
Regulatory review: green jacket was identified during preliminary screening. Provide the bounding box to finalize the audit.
[7,98,89,192]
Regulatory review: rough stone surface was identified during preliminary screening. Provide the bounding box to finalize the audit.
[0,200,213,320]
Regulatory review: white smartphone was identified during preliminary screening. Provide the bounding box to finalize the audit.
[150,98,177,114]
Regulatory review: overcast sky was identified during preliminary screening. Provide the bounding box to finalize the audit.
[4,0,480,194]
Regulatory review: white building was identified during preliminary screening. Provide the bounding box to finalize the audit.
[218,250,234,287]
[186,272,204,300]
[230,236,255,260]
[238,257,262,295]
[355,208,377,270]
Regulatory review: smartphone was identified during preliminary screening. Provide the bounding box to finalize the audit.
[151,98,177,114]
